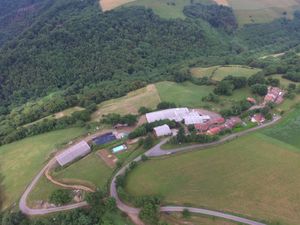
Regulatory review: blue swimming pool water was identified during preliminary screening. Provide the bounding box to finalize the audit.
[92,133,116,145]
[112,145,126,153]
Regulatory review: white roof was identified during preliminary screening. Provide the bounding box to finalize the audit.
[56,141,91,166]
[146,108,189,123]
[153,124,172,137]
[184,112,210,125]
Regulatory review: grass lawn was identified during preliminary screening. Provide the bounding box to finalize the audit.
[91,84,161,121]
[124,0,212,19]
[160,212,237,225]
[263,105,300,149]
[191,65,260,81]
[125,131,300,224]
[27,175,59,206]
[0,128,85,209]
[155,81,214,108]
[52,153,113,189]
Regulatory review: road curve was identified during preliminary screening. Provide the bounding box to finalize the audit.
[20,117,280,223]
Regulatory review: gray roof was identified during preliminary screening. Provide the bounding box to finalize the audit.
[154,124,172,137]
[56,141,91,166]
[146,108,189,123]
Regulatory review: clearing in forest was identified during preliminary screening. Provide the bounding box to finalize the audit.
[91,84,161,121]
[100,0,136,11]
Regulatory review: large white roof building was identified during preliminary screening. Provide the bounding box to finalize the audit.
[146,108,210,125]
[153,124,172,137]
[146,108,189,123]
[56,141,91,166]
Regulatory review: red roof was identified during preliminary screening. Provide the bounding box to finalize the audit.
[195,123,210,131]
[207,125,225,135]
[247,97,256,104]
[252,114,265,123]
[225,117,242,128]
[211,117,225,124]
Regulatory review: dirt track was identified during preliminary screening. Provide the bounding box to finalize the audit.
[213,0,229,6]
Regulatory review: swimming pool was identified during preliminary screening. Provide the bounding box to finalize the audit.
[112,145,127,153]
[92,133,116,145]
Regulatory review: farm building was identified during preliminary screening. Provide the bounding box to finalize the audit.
[207,126,225,135]
[224,117,242,129]
[194,123,210,132]
[251,114,266,124]
[154,124,172,137]
[264,87,284,104]
[56,141,91,166]
[146,108,189,123]
[146,108,210,125]
[184,112,210,125]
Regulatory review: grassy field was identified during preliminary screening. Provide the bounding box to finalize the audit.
[191,65,260,81]
[155,81,214,108]
[125,0,211,19]
[0,128,85,209]
[227,0,300,25]
[91,84,161,121]
[263,105,300,149]
[269,74,298,88]
[27,175,59,205]
[52,153,113,189]
[155,81,253,111]
[160,212,237,225]
[125,114,300,225]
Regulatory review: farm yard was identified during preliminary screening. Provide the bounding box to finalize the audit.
[0,128,85,209]
[125,132,300,225]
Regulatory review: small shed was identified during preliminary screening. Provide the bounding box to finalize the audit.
[56,141,91,166]
[153,124,172,137]
[251,114,266,124]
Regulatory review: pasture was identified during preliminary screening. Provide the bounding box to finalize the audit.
[125,131,300,224]
[0,128,85,209]
[191,65,260,81]
[155,81,214,108]
[52,153,113,189]
[125,0,211,19]
[91,84,161,121]
[263,105,300,149]
[227,0,300,25]
[155,81,252,111]
[269,74,297,88]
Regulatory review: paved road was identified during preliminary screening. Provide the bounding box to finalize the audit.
[20,117,280,223]
[161,207,266,225]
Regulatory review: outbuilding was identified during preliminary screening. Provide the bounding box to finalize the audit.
[153,124,172,137]
[56,141,91,166]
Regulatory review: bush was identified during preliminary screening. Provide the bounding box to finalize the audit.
[143,134,154,150]
[251,84,268,96]
[182,209,191,218]
[139,106,151,115]
[157,102,176,110]
[141,154,149,161]
[214,80,234,96]
[49,189,72,205]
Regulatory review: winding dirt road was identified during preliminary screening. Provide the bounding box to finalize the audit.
[19,117,280,224]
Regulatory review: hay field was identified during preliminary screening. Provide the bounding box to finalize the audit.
[91,84,161,121]
[125,133,300,225]
[0,128,85,209]
[100,0,136,11]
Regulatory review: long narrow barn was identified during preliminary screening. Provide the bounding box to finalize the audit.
[55,141,91,166]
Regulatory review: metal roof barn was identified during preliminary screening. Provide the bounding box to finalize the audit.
[56,141,91,166]
[146,108,189,123]
[154,124,172,137]
[184,112,210,125]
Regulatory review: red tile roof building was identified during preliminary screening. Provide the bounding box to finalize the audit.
[251,114,265,124]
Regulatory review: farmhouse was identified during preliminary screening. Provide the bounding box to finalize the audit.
[194,123,210,132]
[154,124,172,137]
[207,126,225,135]
[56,141,91,166]
[251,114,265,124]
[264,87,284,104]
